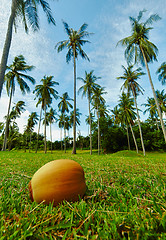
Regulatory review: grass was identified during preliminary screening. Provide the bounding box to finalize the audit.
[0,150,166,239]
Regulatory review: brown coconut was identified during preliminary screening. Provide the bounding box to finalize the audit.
[29,159,86,206]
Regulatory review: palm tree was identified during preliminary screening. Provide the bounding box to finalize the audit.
[85,113,95,135]
[78,71,101,155]
[117,10,166,143]
[58,92,73,153]
[142,97,159,130]
[13,101,26,115]
[111,106,122,126]
[156,90,166,114]
[118,93,139,153]
[57,113,64,151]
[156,62,166,85]
[117,64,146,156]
[7,122,19,151]
[34,96,52,153]
[47,108,57,153]
[111,104,131,150]
[2,55,35,151]
[55,21,92,154]
[6,101,26,123]
[69,108,82,128]
[33,76,59,153]
[92,87,107,155]
[26,112,38,152]
[0,0,55,97]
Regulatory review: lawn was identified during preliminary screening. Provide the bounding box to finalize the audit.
[0,150,166,239]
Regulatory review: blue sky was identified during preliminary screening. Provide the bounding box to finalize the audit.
[0,0,166,141]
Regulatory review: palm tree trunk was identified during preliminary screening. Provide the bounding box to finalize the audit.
[50,121,53,154]
[155,117,160,131]
[60,125,62,151]
[0,0,17,97]
[131,86,145,156]
[29,132,31,153]
[89,96,92,155]
[25,134,27,152]
[129,123,138,153]
[64,120,66,153]
[72,50,76,154]
[140,46,166,143]
[2,85,13,151]
[35,105,42,153]
[97,104,100,155]
[126,126,130,150]
[44,99,47,154]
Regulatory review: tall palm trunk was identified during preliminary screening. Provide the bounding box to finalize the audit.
[24,134,27,152]
[64,120,66,153]
[155,117,160,131]
[60,125,63,150]
[2,83,13,151]
[72,50,76,154]
[35,106,42,153]
[44,99,47,153]
[126,125,130,150]
[97,104,100,155]
[129,122,139,153]
[88,96,92,155]
[140,46,166,143]
[50,119,53,154]
[131,85,145,156]
[29,131,32,153]
[0,0,17,97]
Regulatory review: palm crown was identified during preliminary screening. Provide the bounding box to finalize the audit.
[55,21,91,63]
[14,0,56,33]
[117,10,161,65]
[33,75,59,107]
[5,55,35,95]
[117,65,145,97]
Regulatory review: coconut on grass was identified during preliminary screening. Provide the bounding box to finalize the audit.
[29,159,86,206]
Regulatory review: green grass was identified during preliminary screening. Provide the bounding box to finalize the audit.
[0,150,166,239]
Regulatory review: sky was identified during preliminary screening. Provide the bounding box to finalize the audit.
[0,0,166,141]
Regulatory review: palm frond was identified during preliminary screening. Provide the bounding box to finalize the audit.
[39,0,55,25]
[25,0,39,31]
[62,21,71,36]
[144,14,161,27]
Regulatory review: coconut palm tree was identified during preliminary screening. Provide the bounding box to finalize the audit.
[7,122,20,151]
[57,113,64,151]
[156,90,166,114]
[156,62,166,85]
[13,101,26,115]
[58,92,73,153]
[2,55,35,151]
[33,76,59,153]
[142,97,159,130]
[111,106,122,126]
[0,0,56,97]
[69,108,82,128]
[46,108,57,153]
[26,112,38,152]
[78,71,101,155]
[92,87,107,155]
[118,93,138,153]
[55,21,92,154]
[117,10,166,143]
[111,104,131,150]
[34,95,52,153]
[117,64,146,155]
